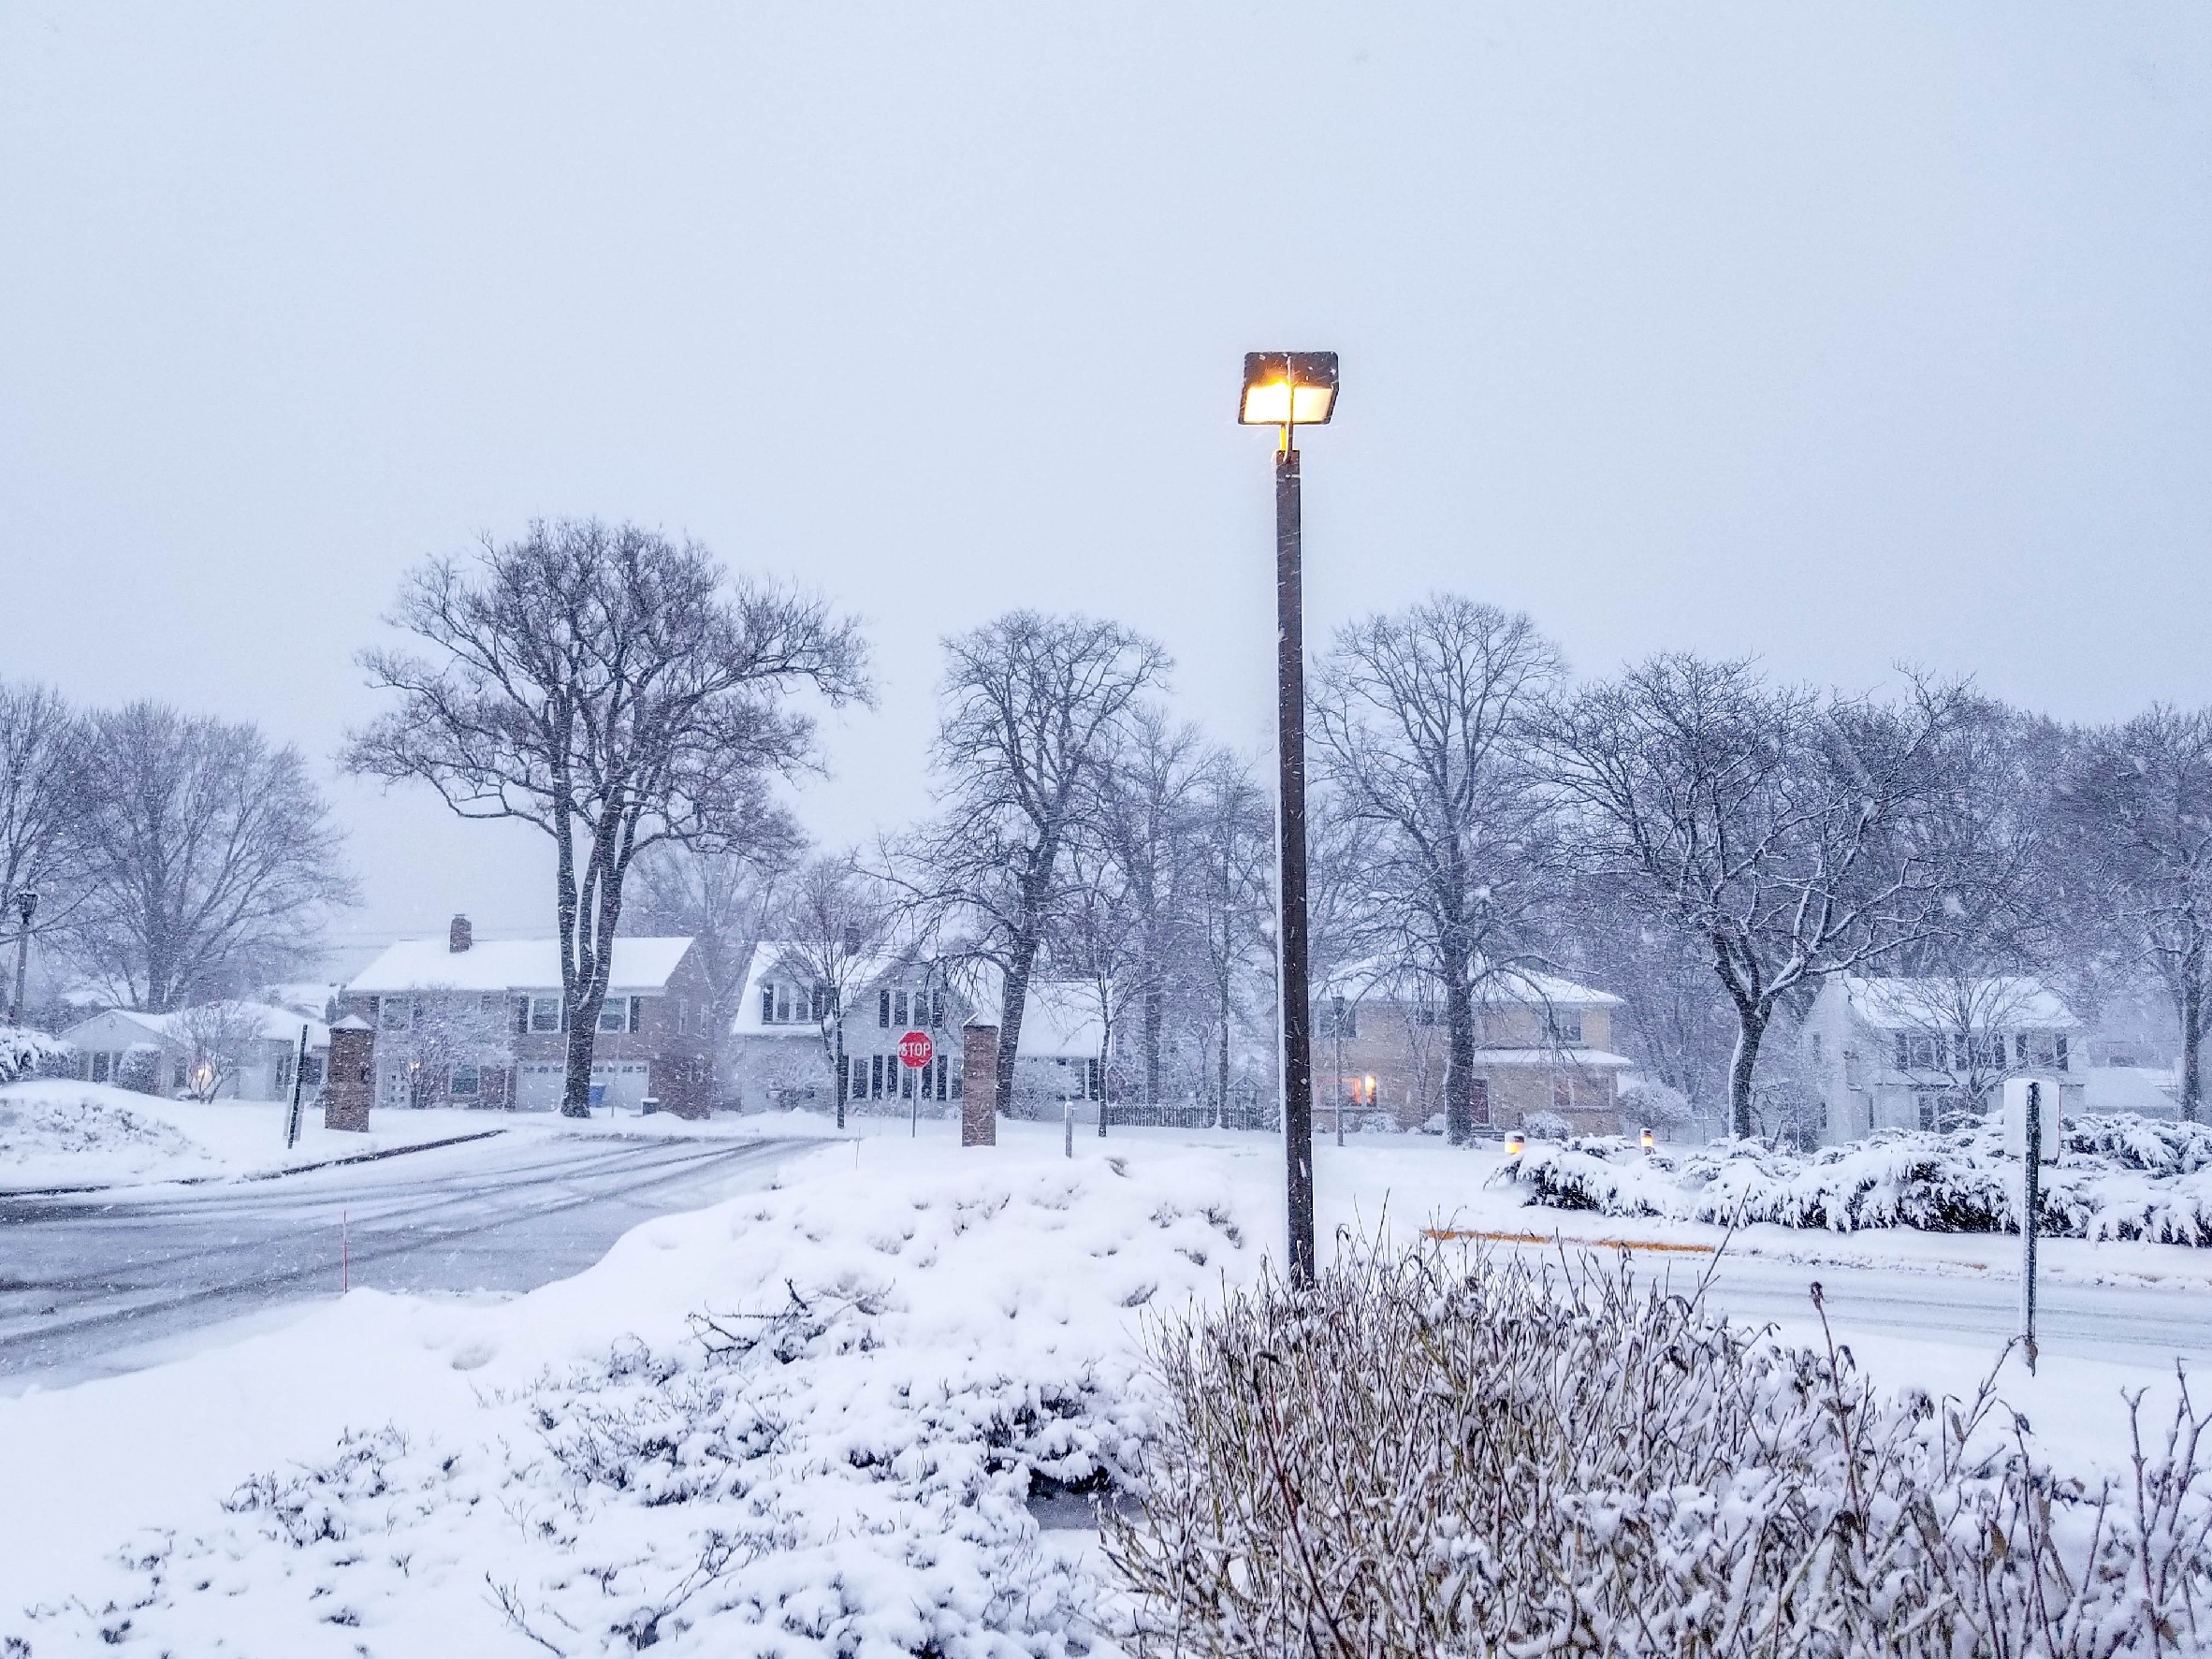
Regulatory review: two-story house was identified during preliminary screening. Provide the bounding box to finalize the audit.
[342,916,715,1116]
[1313,960,1631,1136]
[1801,975,2086,1143]
[727,942,1109,1116]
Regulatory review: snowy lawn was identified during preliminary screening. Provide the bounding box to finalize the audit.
[0,1122,2204,1654]
[0,1082,834,1195]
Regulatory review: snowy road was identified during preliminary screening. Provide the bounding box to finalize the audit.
[0,1131,808,1388]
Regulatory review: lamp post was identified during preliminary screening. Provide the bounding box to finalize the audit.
[1240,350,1339,1287]
[8,888,35,1026]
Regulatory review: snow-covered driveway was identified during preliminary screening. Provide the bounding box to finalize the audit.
[0,1132,808,1388]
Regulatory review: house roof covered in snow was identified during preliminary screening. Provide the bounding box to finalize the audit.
[730,941,1104,1057]
[347,937,694,996]
[1313,955,1623,1011]
[62,1001,331,1051]
[1838,976,2082,1032]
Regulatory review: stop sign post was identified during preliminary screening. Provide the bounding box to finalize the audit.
[898,1030,934,1136]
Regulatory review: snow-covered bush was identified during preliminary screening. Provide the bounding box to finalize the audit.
[1522,1108,1571,1142]
[1618,1075,1693,1128]
[1506,1113,2212,1244]
[1108,1243,2212,1657]
[0,1024,68,1084]
[114,1041,162,1095]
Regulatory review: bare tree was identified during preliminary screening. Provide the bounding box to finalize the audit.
[346,519,867,1117]
[1312,598,1566,1143]
[1050,821,1144,1133]
[2055,706,2212,1121]
[172,999,271,1101]
[372,989,518,1108]
[626,833,802,1104]
[0,680,89,1021]
[770,854,892,1129]
[1088,706,1207,1106]
[1535,656,1972,1138]
[900,612,1166,1115]
[1186,749,1273,1125]
[70,703,355,1011]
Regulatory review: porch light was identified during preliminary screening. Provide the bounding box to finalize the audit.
[1239,352,1339,430]
[1505,1130,1525,1157]
[1640,1127,1655,1152]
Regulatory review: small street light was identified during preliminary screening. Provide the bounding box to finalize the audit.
[8,888,36,1026]
[1240,349,1339,1287]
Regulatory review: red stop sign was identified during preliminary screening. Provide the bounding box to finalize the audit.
[897,1029,935,1069]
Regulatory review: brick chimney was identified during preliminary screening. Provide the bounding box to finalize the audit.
[449,913,473,953]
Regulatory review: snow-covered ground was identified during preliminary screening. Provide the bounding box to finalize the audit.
[1,1120,2204,1654]
[0,1081,836,1195]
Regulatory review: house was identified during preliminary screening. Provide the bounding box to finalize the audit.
[1801,976,2086,1143]
[1311,960,1631,1137]
[342,915,715,1116]
[60,1002,330,1100]
[727,942,1110,1116]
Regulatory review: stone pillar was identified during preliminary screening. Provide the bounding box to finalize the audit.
[961,1022,998,1147]
[324,1015,375,1133]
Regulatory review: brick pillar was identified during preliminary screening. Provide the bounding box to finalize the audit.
[324,1016,375,1133]
[961,1022,997,1147]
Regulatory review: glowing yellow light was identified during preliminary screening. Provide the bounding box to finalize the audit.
[1239,351,1340,427]
[1640,1127,1656,1152]
[1505,1131,1526,1157]
[1361,1074,1377,1104]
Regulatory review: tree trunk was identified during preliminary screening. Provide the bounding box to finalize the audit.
[834,1026,848,1130]
[2184,972,2204,1125]
[1143,985,1163,1106]
[561,1014,598,1118]
[1727,1007,1768,1140]
[1443,963,1477,1145]
[997,930,1039,1119]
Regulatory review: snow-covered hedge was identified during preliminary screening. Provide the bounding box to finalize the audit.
[1506,1113,2212,1244]
[0,1024,70,1085]
[1111,1243,2212,1656]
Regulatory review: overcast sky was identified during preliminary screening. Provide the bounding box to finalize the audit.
[3,4,2208,968]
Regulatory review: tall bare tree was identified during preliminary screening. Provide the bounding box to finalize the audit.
[0,679,88,1018]
[71,702,354,1011]
[1089,706,1207,1105]
[1535,656,1972,1138]
[1312,597,1565,1143]
[346,518,868,1116]
[2055,706,2212,1121]
[901,612,1167,1114]
[771,854,893,1129]
[1187,749,1273,1124]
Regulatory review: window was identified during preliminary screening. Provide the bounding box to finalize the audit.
[774,983,793,1024]
[850,1056,867,1099]
[931,990,945,1030]
[1843,1050,1862,1088]
[2055,1035,2070,1072]
[92,1052,109,1083]
[598,998,632,1034]
[894,990,909,1026]
[2016,1032,2030,1066]
[1552,1075,1574,1112]
[950,1060,963,1100]
[275,1053,294,1092]
[531,997,562,1033]
[450,1065,480,1098]
[1550,1011,1583,1045]
[172,1059,190,1090]
[1086,1058,1102,1101]
[879,989,891,1028]
[1329,997,1357,1041]
[301,1055,324,1087]
[871,1054,885,1099]
[934,1054,948,1100]
[380,996,412,1031]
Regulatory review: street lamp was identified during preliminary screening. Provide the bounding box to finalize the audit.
[8,888,36,1026]
[1240,349,1339,1287]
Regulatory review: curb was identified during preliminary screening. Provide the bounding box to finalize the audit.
[1422,1226,1718,1256]
[0,1128,509,1200]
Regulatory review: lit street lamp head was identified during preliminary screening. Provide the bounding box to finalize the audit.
[1239,351,1340,440]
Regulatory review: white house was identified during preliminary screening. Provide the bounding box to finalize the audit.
[60,1002,331,1100]
[727,942,1109,1116]
[1802,976,2085,1143]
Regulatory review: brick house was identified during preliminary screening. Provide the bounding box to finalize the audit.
[1313,960,1630,1136]
[727,942,1108,1116]
[342,915,716,1117]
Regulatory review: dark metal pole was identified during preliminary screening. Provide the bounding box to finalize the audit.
[8,890,35,1026]
[285,1024,309,1150]
[1275,443,1317,1286]
[2022,1079,2042,1374]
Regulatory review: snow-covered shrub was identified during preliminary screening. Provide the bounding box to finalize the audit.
[1523,1108,1571,1142]
[0,1024,68,1084]
[1618,1075,1693,1129]
[1108,1243,2212,1657]
[114,1041,162,1095]
[1506,1113,2212,1244]
[0,1087,202,1171]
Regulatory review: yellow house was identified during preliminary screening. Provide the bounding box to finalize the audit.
[1313,960,1631,1137]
